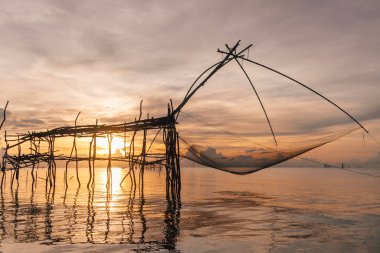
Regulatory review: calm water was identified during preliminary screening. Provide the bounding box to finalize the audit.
[0,165,379,252]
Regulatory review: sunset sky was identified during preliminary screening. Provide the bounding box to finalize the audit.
[1,0,380,166]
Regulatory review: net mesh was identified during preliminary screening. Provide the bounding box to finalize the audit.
[179,128,356,174]
[175,60,359,174]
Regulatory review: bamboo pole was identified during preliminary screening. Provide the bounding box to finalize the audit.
[106,133,113,191]
[0,101,8,130]
[88,134,93,189]
[1,130,8,189]
[140,129,147,193]
[0,95,186,196]
[74,113,81,187]
[92,119,98,187]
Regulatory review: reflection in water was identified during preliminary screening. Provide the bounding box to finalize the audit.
[163,191,181,251]
[0,166,379,252]
[0,167,181,251]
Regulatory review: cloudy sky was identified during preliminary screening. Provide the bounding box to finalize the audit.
[0,0,379,165]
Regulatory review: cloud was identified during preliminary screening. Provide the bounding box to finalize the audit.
[12,118,45,128]
[0,107,78,131]
[184,144,292,174]
[348,153,380,168]
[0,0,380,163]
[362,153,380,168]
[2,110,46,129]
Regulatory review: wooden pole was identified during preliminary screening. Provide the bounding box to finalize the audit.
[1,130,8,189]
[140,129,147,193]
[15,135,21,187]
[107,133,113,191]
[0,101,9,130]
[74,113,81,187]
[88,135,93,189]
[92,119,98,187]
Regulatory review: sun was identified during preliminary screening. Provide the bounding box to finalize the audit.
[95,136,128,155]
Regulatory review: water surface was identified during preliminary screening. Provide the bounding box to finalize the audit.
[0,166,379,252]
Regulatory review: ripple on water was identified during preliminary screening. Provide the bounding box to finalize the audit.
[0,166,379,253]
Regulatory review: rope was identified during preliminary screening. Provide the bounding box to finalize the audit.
[242,58,369,133]
[336,167,380,178]
[216,49,369,134]
[226,44,277,146]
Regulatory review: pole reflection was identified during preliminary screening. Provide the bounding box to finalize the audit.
[163,187,181,251]
[0,166,181,251]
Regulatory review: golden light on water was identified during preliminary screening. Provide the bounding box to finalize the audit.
[110,167,124,193]
[100,167,124,193]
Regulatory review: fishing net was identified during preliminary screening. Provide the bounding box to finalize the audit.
[175,54,360,174]
[178,127,356,174]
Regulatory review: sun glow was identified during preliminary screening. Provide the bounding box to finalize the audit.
[99,167,124,194]
[95,137,128,155]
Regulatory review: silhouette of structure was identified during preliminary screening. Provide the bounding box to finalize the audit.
[0,41,368,191]
[0,41,245,193]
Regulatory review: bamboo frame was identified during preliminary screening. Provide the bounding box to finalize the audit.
[3,40,357,195]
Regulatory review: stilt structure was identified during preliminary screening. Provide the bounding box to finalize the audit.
[0,41,245,195]
[0,103,181,195]
[0,40,367,193]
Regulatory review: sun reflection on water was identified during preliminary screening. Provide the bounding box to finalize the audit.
[99,166,124,194]
[0,165,180,250]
